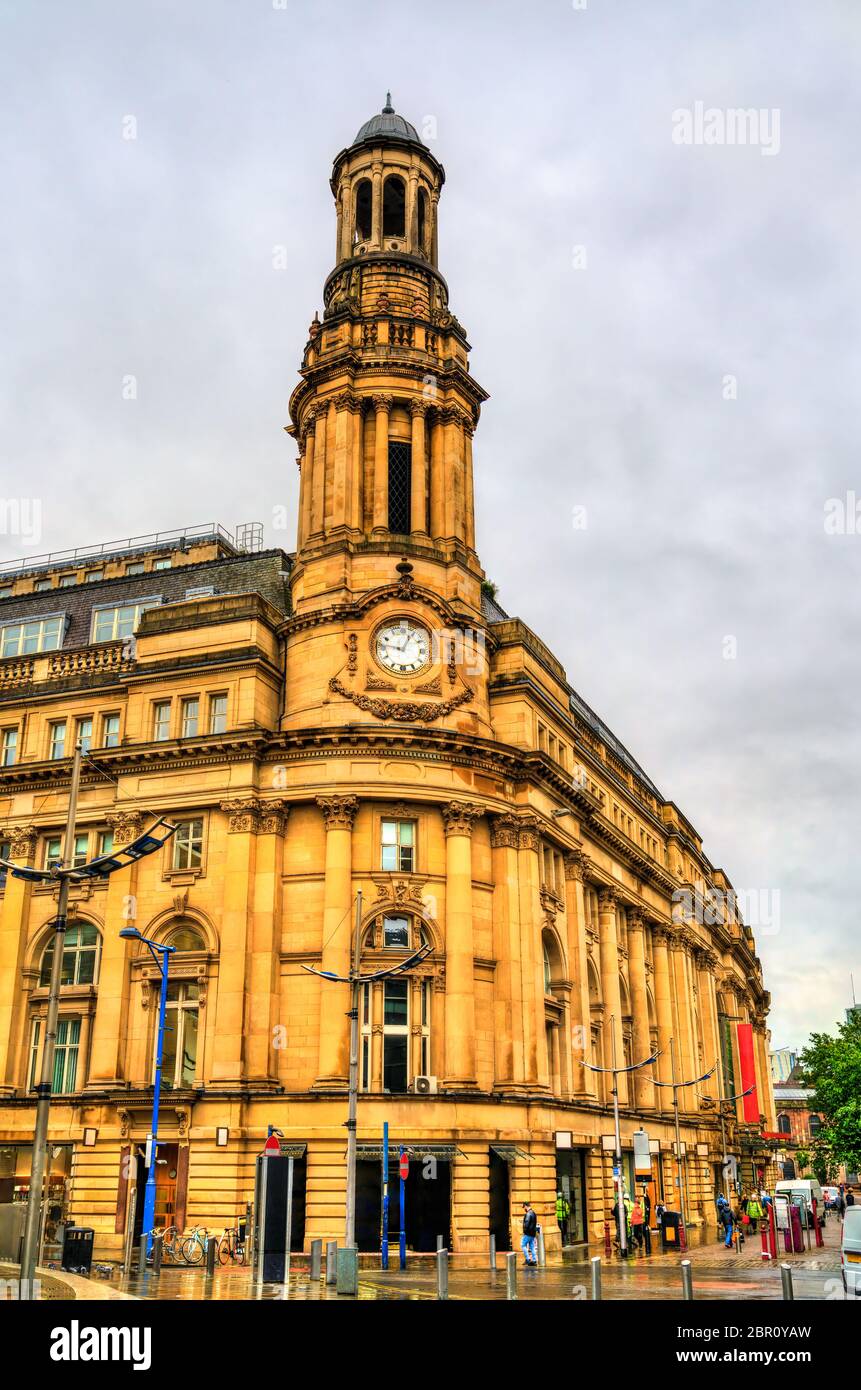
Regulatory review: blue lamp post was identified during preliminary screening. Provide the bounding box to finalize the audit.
[119,927,175,1258]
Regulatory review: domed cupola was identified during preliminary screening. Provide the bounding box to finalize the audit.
[352,94,426,151]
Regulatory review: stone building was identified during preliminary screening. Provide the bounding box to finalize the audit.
[0,100,776,1259]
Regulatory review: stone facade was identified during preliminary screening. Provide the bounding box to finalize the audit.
[0,102,776,1259]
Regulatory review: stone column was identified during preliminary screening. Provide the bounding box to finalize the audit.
[431,190,440,265]
[210,800,260,1084]
[351,402,364,532]
[86,811,145,1088]
[310,405,327,538]
[246,802,289,1083]
[372,394,392,533]
[517,815,550,1090]
[441,800,482,1089]
[669,929,696,1107]
[463,418,476,551]
[695,947,721,1103]
[598,889,627,1104]
[490,814,525,1092]
[442,407,466,541]
[409,400,428,535]
[562,851,596,1098]
[407,169,419,251]
[651,925,675,1113]
[429,409,445,540]
[627,910,655,1111]
[371,163,383,247]
[0,825,37,1094]
[314,795,358,1088]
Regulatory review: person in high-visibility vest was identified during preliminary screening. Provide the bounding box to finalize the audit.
[556,1190,570,1246]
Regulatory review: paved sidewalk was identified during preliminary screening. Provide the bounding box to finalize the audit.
[0,1261,138,1301]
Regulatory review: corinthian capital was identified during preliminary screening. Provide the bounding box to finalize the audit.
[220,798,263,834]
[409,398,430,419]
[371,393,393,414]
[105,810,146,848]
[563,849,590,882]
[7,824,38,864]
[489,813,520,850]
[441,801,483,837]
[316,795,359,831]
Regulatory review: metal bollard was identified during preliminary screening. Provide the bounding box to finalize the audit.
[537,1226,546,1266]
[309,1238,322,1280]
[681,1259,693,1301]
[489,1233,497,1270]
[336,1245,358,1296]
[325,1240,338,1286]
[436,1233,445,1252]
[152,1232,163,1274]
[205,1234,217,1276]
[591,1255,602,1301]
[506,1250,518,1300]
[436,1248,449,1300]
[137,1236,147,1276]
[780,1264,794,1301]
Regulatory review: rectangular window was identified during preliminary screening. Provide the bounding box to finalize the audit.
[387,440,412,534]
[73,833,88,868]
[101,713,120,747]
[59,575,76,587]
[382,979,409,1092]
[34,578,52,592]
[153,701,171,742]
[52,1018,80,1093]
[76,717,93,753]
[85,571,102,583]
[209,694,227,734]
[162,981,199,1087]
[0,586,12,599]
[383,915,410,949]
[97,829,114,857]
[125,562,145,575]
[152,558,172,571]
[0,838,10,891]
[172,818,203,870]
[49,721,67,760]
[181,698,199,738]
[0,615,64,656]
[91,598,160,644]
[381,819,415,873]
[45,836,62,870]
[1,728,18,766]
[29,1020,41,1089]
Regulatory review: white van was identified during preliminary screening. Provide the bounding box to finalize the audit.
[774,1178,826,1227]
[841,1207,861,1296]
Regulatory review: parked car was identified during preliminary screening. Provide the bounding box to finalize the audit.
[841,1207,861,1296]
[774,1178,826,1227]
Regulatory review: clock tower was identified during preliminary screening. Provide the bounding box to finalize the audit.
[284,96,492,737]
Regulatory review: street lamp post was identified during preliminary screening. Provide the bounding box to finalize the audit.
[119,928,175,1259]
[17,743,84,1296]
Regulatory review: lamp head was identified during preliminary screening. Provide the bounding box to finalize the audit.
[119,927,141,940]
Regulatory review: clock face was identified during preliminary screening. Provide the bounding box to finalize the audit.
[375,619,431,675]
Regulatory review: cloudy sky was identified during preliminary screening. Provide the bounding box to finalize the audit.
[2,1,858,1048]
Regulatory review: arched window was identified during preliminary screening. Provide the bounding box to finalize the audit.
[777,1113,791,1135]
[543,941,552,993]
[40,922,101,987]
[354,179,372,242]
[417,187,429,254]
[166,924,206,953]
[382,176,406,238]
[808,1113,822,1136]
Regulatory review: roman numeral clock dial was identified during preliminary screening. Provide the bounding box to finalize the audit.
[374,619,431,675]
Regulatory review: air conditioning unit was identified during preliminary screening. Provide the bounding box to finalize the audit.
[413,1075,438,1095]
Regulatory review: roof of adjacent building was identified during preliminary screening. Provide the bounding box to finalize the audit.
[352,94,426,149]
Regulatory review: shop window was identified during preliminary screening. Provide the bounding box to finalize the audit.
[39,922,101,987]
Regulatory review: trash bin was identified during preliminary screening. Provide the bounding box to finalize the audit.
[660,1211,681,1250]
[61,1226,95,1275]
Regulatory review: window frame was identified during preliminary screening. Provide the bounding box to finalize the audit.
[208,692,228,734]
[89,596,161,645]
[0,612,65,658]
[152,700,172,742]
[171,817,204,872]
[380,818,416,874]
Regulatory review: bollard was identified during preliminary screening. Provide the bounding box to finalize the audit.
[436,1249,449,1300]
[205,1233,217,1276]
[325,1240,338,1286]
[506,1250,518,1300]
[780,1264,794,1301]
[643,1223,652,1256]
[591,1255,602,1301]
[336,1245,359,1296]
[489,1233,497,1271]
[137,1235,147,1276]
[537,1225,546,1267]
[437,1233,445,1252]
[309,1239,322,1281]
[681,1260,693,1301]
[152,1232,163,1275]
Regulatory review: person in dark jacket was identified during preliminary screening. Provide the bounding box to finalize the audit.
[521,1202,538,1265]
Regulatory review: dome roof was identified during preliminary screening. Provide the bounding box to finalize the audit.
[352,94,425,149]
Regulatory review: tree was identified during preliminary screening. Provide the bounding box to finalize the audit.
[799,1013,861,1179]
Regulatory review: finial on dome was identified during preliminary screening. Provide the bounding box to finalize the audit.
[383,91,394,113]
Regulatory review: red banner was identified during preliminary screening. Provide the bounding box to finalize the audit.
[737,1023,760,1122]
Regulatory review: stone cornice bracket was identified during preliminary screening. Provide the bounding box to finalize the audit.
[490,813,520,850]
[441,801,483,838]
[220,798,263,834]
[105,810,146,848]
[8,824,38,864]
[316,794,359,831]
[259,800,290,835]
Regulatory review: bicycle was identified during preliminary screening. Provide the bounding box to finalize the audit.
[180,1226,210,1265]
[157,1225,183,1263]
[217,1226,246,1265]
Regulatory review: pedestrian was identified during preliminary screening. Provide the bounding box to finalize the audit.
[731,1201,745,1250]
[521,1201,538,1265]
[642,1189,652,1229]
[631,1197,645,1250]
[716,1193,733,1248]
[746,1191,764,1234]
[556,1189,570,1246]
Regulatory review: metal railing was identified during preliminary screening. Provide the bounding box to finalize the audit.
[0,523,245,578]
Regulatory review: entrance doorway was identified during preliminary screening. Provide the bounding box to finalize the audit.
[489,1150,511,1251]
[355,1157,452,1253]
[555,1149,588,1244]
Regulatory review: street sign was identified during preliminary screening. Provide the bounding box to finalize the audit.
[144,1136,154,1169]
[263,1134,281,1156]
[399,1152,409,1180]
[633,1128,652,1176]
